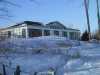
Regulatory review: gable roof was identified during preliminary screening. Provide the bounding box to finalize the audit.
[46,21,67,29]
[45,21,80,31]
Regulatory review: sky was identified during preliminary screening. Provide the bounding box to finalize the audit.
[0,0,99,33]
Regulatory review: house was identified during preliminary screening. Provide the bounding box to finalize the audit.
[0,21,80,40]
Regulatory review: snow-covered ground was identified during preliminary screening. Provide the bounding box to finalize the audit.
[0,36,100,75]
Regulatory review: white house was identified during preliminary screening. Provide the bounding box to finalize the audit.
[0,21,80,40]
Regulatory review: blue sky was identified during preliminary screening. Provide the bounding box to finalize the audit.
[0,0,99,33]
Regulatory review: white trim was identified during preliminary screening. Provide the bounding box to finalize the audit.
[26,26,29,38]
[42,29,44,36]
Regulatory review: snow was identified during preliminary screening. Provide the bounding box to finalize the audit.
[0,36,73,50]
[65,59,84,70]
[0,54,67,75]
[0,36,100,75]
[11,54,66,72]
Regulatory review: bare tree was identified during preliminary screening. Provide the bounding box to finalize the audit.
[0,0,36,20]
[0,0,19,19]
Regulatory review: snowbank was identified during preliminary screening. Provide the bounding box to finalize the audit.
[0,36,80,54]
[0,54,67,75]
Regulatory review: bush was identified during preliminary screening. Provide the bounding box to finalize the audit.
[0,48,13,53]
[70,51,81,59]
[75,51,81,58]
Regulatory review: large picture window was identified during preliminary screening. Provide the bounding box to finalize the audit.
[28,29,42,37]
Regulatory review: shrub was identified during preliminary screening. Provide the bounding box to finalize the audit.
[0,48,13,54]
[70,51,81,59]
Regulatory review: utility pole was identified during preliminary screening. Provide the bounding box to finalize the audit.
[84,0,91,40]
[96,0,100,31]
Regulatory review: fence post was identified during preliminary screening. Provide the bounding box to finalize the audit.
[2,64,6,75]
[14,65,21,75]
[34,72,37,75]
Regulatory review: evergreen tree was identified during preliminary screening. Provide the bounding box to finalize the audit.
[81,30,89,41]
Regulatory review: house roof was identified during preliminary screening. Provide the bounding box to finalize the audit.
[46,21,80,31]
[7,21,44,29]
[3,21,80,31]
[24,21,44,27]
[46,21,67,29]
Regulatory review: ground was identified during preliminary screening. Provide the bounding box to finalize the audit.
[0,36,100,75]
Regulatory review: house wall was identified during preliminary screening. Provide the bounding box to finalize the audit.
[27,25,80,40]
[1,25,80,40]
[1,26,27,38]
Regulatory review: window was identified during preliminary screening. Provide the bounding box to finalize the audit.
[44,30,50,36]
[62,31,67,37]
[28,29,42,37]
[8,31,11,38]
[22,29,26,38]
[69,32,74,40]
[54,31,59,36]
